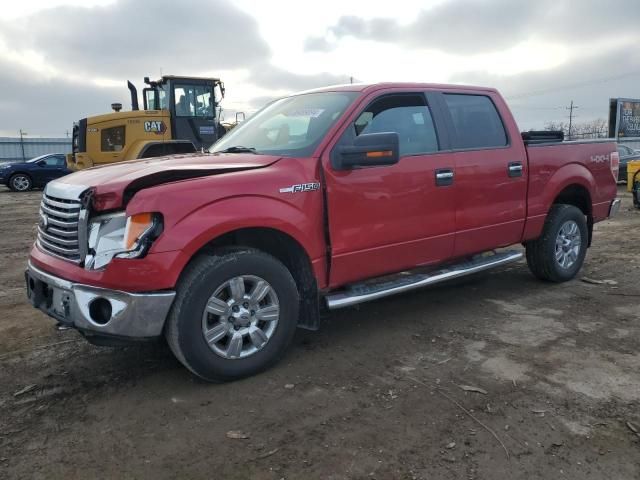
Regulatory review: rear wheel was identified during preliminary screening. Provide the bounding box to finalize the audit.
[165,249,299,382]
[526,204,588,282]
[9,173,32,192]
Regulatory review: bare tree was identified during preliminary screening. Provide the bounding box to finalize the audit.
[544,118,607,140]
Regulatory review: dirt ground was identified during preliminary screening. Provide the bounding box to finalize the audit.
[0,186,638,480]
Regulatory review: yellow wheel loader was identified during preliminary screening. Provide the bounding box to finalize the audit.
[67,75,229,170]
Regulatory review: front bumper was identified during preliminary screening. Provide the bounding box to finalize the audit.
[25,261,175,340]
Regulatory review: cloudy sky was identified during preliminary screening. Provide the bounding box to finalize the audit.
[0,0,638,137]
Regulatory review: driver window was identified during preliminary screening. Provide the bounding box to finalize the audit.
[194,86,214,117]
[353,94,439,156]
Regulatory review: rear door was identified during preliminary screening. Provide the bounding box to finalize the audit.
[435,91,527,256]
[323,90,457,287]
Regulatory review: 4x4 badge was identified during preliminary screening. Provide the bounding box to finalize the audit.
[279,182,320,194]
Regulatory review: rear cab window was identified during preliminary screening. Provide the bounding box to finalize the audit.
[443,94,508,150]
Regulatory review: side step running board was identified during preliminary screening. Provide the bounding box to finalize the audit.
[325,250,523,310]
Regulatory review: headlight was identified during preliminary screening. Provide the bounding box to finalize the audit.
[85,211,162,270]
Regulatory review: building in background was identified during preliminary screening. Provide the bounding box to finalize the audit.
[0,137,72,163]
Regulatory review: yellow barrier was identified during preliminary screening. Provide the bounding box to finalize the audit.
[628,160,640,192]
[629,159,640,208]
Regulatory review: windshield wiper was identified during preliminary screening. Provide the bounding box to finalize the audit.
[217,146,257,154]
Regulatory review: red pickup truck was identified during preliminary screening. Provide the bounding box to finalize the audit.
[26,83,621,381]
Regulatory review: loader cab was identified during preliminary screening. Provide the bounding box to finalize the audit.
[142,75,225,150]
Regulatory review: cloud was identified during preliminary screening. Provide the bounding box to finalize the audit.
[451,45,640,129]
[308,0,640,54]
[303,35,335,53]
[0,0,270,80]
[253,63,354,92]
[0,0,358,135]
[0,58,125,136]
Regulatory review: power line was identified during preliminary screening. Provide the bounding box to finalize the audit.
[505,69,640,100]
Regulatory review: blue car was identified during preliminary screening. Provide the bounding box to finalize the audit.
[0,153,71,192]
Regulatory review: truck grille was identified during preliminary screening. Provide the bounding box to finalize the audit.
[37,193,82,263]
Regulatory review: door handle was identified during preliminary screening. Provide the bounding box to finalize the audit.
[508,162,523,178]
[435,168,454,186]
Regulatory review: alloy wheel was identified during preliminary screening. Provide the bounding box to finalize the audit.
[201,275,280,359]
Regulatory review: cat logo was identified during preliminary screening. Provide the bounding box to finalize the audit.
[144,121,167,135]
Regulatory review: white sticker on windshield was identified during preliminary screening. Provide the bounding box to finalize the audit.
[284,108,325,118]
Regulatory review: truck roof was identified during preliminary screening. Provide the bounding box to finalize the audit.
[296,82,499,95]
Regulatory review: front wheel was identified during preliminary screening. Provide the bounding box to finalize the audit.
[526,204,588,282]
[9,173,32,192]
[165,249,299,382]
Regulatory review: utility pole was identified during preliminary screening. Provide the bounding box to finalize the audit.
[350,76,353,84]
[19,129,27,161]
[566,100,578,140]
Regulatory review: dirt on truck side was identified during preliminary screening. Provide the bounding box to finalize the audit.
[1,186,639,479]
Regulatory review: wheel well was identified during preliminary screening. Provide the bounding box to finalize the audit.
[552,184,593,245]
[196,227,320,330]
[9,171,31,179]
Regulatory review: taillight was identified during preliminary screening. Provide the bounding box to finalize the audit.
[610,151,620,181]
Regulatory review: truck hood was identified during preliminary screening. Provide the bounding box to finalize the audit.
[52,153,281,209]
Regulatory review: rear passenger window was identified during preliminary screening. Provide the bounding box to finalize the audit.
[354,94,439,157]
[443,94,507,149]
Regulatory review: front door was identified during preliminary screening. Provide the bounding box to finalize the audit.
[172,81,218,150]
[41,155,68,182]
[323,91,457,287]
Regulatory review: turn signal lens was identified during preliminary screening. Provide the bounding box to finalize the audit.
[124,213,154,250]
[366,150,393,158]
[610,151,620,182]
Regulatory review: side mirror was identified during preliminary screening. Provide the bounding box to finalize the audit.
[334,132,400,170]
[37,160,46,167]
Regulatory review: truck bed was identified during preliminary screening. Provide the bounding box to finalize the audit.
[522,138,618,241]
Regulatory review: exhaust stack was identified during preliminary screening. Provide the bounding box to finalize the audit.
[127,81,139,111]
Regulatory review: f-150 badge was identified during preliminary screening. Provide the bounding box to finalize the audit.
[279,182,320,194]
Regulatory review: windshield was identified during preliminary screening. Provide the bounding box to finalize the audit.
[210,91,358,157]
[27,154,49,163]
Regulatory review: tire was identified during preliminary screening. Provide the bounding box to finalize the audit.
[165,249,299,382]
[526,204,588,283]
[8,173,32,192]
